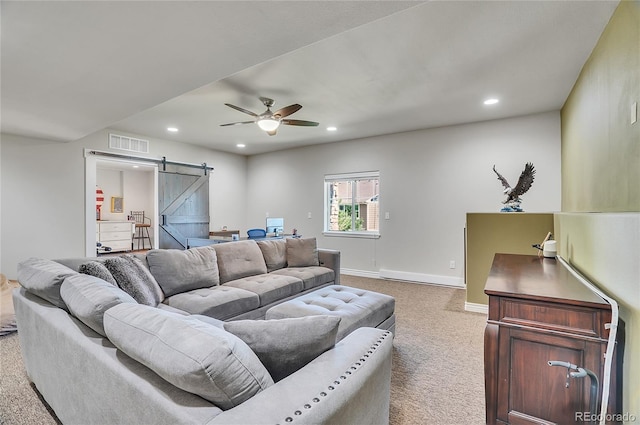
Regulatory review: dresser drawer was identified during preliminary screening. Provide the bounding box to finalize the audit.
[101,240,131,251]
[499,298,605,338]
[98,222,133,233]
[99,231,133,242]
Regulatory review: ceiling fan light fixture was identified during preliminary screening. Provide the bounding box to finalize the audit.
[257,118,280,132]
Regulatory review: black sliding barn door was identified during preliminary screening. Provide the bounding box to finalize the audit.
[158,165,210,249]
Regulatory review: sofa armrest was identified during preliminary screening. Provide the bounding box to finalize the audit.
[317,249,340,286]
[208,327,392,425]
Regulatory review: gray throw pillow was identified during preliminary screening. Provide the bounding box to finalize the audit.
[104,303,273,409]
[224,315,341,382]
[104,256,163,306]
[146,246,220,297]
[17,257,78,310]
[214,240,267,283]
[286,237,319,267]
[60,273,136,336]
[78,261,117,286]
[257,239,287,272]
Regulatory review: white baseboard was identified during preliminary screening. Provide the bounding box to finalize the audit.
[340,268,466,288]
[379,268,465,288]
[464,302,488,315]
[340,268,380,279]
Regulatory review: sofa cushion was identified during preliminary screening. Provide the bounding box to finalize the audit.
[224,316,341,382]
[104,256,164,306]
[17,257,77,310]
[146,246,220,297]
[60,273,136,336]
[104,303,273,410]
[256,239,287,272]
[214,240,267,284]
[78,261,117,286]
[223,274,304,306]
[163,286,260,321]
[270,266,335,290]
[286,237,319,267]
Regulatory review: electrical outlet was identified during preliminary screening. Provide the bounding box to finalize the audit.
[449,260,456,269]
[307,212,312,219]
[265,212,269,217]
[385,212,390,220]
[632,102,637,124]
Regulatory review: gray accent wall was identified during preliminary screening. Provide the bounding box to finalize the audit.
[247,111,561,283]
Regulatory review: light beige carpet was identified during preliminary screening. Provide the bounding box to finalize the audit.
[0,275,487,425]
[342,275,486,424]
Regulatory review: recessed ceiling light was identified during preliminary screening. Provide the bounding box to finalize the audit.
[167,127,179,132]
[132,165,139,168]
[236,144,246,148]
[483,98,499,105]
[327,126,337,131]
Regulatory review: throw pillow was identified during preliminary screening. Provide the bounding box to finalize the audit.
[257,239,287,272]
[17,257,78,310]
[78,261,117,286]
[146,246,220,297]
[60,273,136,337]
[103,256,163,306]
[224,315,341,382]
[286,237,319,268]
[214,240,268,283]
[104,303,274,409]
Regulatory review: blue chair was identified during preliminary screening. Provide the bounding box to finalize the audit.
[247,228,267,239]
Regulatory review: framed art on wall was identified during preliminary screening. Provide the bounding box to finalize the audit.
[111,196,124,213]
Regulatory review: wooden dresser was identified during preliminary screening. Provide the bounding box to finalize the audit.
[97,221,135,253]
[484,253,624,425]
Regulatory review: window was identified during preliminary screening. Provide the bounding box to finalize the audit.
[324,171,380,238]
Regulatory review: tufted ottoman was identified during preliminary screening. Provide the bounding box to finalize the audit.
[265,285,395,341]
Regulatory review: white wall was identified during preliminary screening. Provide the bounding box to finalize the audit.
[247,111,562,283]
[0,129,247,279]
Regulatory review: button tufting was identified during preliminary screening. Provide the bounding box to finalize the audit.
[350,366,356,370]
[328,386,335,390]
[341,375,346,379]
[294,411,302,416]
[334,380,340,385]
[304,404,311,409]
[346,371,352,375]
[320,392,327,397]
[356,362,361,366]
[313,398,320,403]
[285,418,293,422]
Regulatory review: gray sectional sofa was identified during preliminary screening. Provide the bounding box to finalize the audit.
[13,237,394,424]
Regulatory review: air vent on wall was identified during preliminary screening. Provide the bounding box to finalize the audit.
[109,133,149,154]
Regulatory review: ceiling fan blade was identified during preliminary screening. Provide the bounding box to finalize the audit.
[272,104,302,118]
[224,103,258,117]
[220,121,255,127]
[266,129,277,136]
[281,119,319,127]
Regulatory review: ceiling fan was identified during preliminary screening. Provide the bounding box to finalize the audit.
[220,97,319,136]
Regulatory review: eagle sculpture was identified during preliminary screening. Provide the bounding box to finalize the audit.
[492,162,535,212]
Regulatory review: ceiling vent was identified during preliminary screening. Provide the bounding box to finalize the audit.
[109,133,149,154]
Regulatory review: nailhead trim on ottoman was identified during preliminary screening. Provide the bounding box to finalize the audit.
[265,285,395,341]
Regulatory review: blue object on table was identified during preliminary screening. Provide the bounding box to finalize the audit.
[247,228,267,239]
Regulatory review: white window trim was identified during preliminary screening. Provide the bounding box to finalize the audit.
[323,230,381,239]
[323,170,380,236]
